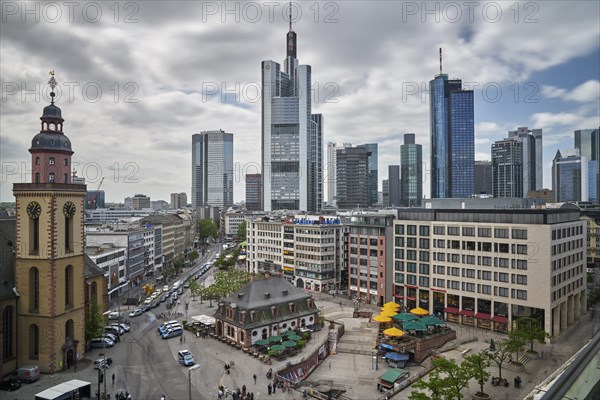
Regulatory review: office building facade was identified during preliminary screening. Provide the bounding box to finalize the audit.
[170,192,187,209]
[387,165,400,207]
[575,129,600,204]
[508,127,543,195]
[392,208,587,337]
[326,142,337,206]
[492,138,523,198]
[400,133,422,207]
[430,68,474,198]
[336,146,369,209]
[474,161,493,195]
[191,130,234,209]
[245,174,262,211]
[357,143,378,206]
[261,22,322,212]
[553,149,597,203]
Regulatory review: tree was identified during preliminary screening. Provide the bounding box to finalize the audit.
[487,339,511,379]
[409,357,471,400]
[212,269,251,299]
[197,218,217,242]
[237,220,247,241]
[462,351,491,397]
[515,317,550,353]
[189,280,200,300]
[173,255,185,275]
[507,325,527,364]
[187,250,199,265]
[85,301,105,342]
[162,263,174,280]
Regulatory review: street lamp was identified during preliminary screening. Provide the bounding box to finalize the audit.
[188,364,200,400]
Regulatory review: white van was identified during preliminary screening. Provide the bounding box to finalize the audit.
[161,327,183,339]
[14,365,40,382]
[158,320,179,333]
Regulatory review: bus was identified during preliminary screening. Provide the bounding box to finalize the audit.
[35,379,91,400]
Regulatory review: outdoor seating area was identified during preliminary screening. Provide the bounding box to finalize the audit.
[252,329,311,361]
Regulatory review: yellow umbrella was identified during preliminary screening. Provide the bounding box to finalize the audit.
[409,307,429,316]
[380,309,398,317]
[381,305,400,312]
[383,301,401,308]
[372,315,392,323]
[383,327,405,337]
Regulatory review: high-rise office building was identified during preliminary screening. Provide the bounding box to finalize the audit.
[474,161,493,195]
[507,127,543,194]
[336,146,369,209]
[492,139,523,198]
[575,128,600,203]
[387,165,400,207]
[400,133,422,207]
[245,174,262,211]
[326,142,337,205]
[357,143,378,206]
[552,149,597,203]
[261,17,322,212]
[131,194,151,209]
[85,190,105,209]
[170,192,187,209]
[191,130,234,209]
[430,50,474,198]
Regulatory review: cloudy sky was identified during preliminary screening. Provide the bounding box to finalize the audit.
[1,0,599,204]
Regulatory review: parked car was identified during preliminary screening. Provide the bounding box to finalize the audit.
[177,350,195,366]
[103,332,119,343]
[129,308,143,318]
[111,323,130,333]
[162,285,169,292]
[161,327,183,339]
[141,304,151,313]
[0,377,21,391]
[143,298,152,305]
[107,311,122,320]
[93,357,113,370]
[13,365,40,383]
[89,338,114,348]
[104,326,123,336]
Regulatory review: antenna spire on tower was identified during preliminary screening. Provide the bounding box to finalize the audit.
[439,48,442,75]
[289,1,292,32]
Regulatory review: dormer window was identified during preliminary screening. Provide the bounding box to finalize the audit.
[49,157,55,165]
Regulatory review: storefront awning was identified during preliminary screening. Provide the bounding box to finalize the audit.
[458,309,474,317]
[443,307,459,314]
[491,315,509,324]
[475,313,491,320]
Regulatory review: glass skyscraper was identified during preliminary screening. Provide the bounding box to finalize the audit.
[575,128,600,204]
[261,20,322,212]
[552,149,596,202]
[430,69,474,198]
[358,143,378,206]
[491,138,523,198]
[400,133,422,207]
[191,130,233,208]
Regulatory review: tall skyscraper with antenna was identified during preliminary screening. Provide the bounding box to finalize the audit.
[429,48,474,198]
[261,5,322,211]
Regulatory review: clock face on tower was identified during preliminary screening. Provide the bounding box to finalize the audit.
[27,201,41,219]
[63,201,76,219]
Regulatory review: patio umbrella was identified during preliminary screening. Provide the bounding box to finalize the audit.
[373,315,392,323]
[385,352,409,362]
[392,313,418,322]
[282,340,297,348]
[409,307,429,316]
[268,335,282,343]
[380,309,398,317]
[402,320,427,331]
[255,339,269,346]
[383,301,401,308]
[288,334,303,341]
[270,344,286,352]
[383,327,405,337]
[281,330,295,336]
[420,316,445,326]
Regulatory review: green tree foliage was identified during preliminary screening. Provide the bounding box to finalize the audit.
[237,220,247,241]
[409,357,471,400]
[85,301,105,342]
[588,287,600,306]
[173,255,185,274]
[187,250,199,264]
[514,317,550,353]
[507,325,527,363]
[212,269,251,299]
[486,339,511,379]
[462,351,491,396]
[188,280,200,300]
[197,218,217,242]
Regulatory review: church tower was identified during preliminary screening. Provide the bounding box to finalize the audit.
[13,73,87,373]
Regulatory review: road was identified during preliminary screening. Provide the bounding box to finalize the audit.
[111,243,220,399]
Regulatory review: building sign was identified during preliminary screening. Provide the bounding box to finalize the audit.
[293,216,341,225]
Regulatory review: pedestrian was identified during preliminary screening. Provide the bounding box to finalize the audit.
[112,372,115,385]
[180,335,183,344]
[250,393,254,400]
[329,362,331,370]
[268,383,272,395]
[273,382,276,394]
[253,374,257,384]
[242,385,246,395]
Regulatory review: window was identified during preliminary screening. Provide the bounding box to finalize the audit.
[464,283,475,292]
[498,287,509,297]
[407,225,417,235]
[436,239,445,248]
[419,226,430,236]
[395,237,404,247]
[2,306,14,358]
[516,260,527,270]
[498,258,509,268]
[498,243,509,253]
[419,276,430,287]
[394,249,404,259]
[436,265,445,275]
[65,265,73,308]
[498,272,509,282]
[480,242,492,252]
[35,172,40,183]
[419,264,430,274]
[407,250,417,261]
[435,278,445,288]
[64,173,68,183]
[64,158,69,166]
[516,290,527,300]
[395,225,404,235]
[433,226,445,235]
[494,229,509,238]
[478,228,491,237]
[419,251,429,262]
[514,274,527,285]
[512,229,527,239]
[406,274,417,285]
[462,227,475,237]
[406,262,417,273]
[29,324,39,359]
[29,267,39,312]
[407,238,417,248]
[394,261,404,271]
[49,157,55,165]
[65,319,74,339]
[419,238,430,249]
[49,172,55,182]
[395,274,404,284]
[481,271,492,280]
[481,285,492,295]
[516,245,527,255]
[448,227,460,236]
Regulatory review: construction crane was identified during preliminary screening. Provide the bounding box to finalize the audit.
[88,177,105,209]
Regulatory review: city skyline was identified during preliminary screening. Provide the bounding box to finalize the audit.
[1,1,599,203]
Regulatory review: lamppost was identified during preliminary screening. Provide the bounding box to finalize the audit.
[188,364,200,400]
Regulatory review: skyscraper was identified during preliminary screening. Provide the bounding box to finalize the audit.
[400,133,422,207]
[387,165,400,207]
[170,192,187,209]
[552,149,597,203]
[336,146,369,209]
[507,127,543,194]
[261,16,322,212]
[245,174,262,211]
[492,139,523,198]
[326,142,337,205]
[191,130,233,209]
[430,49,474,198]
[358,143,378,206]
[575,128,600,204]
[474,161,493,195]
